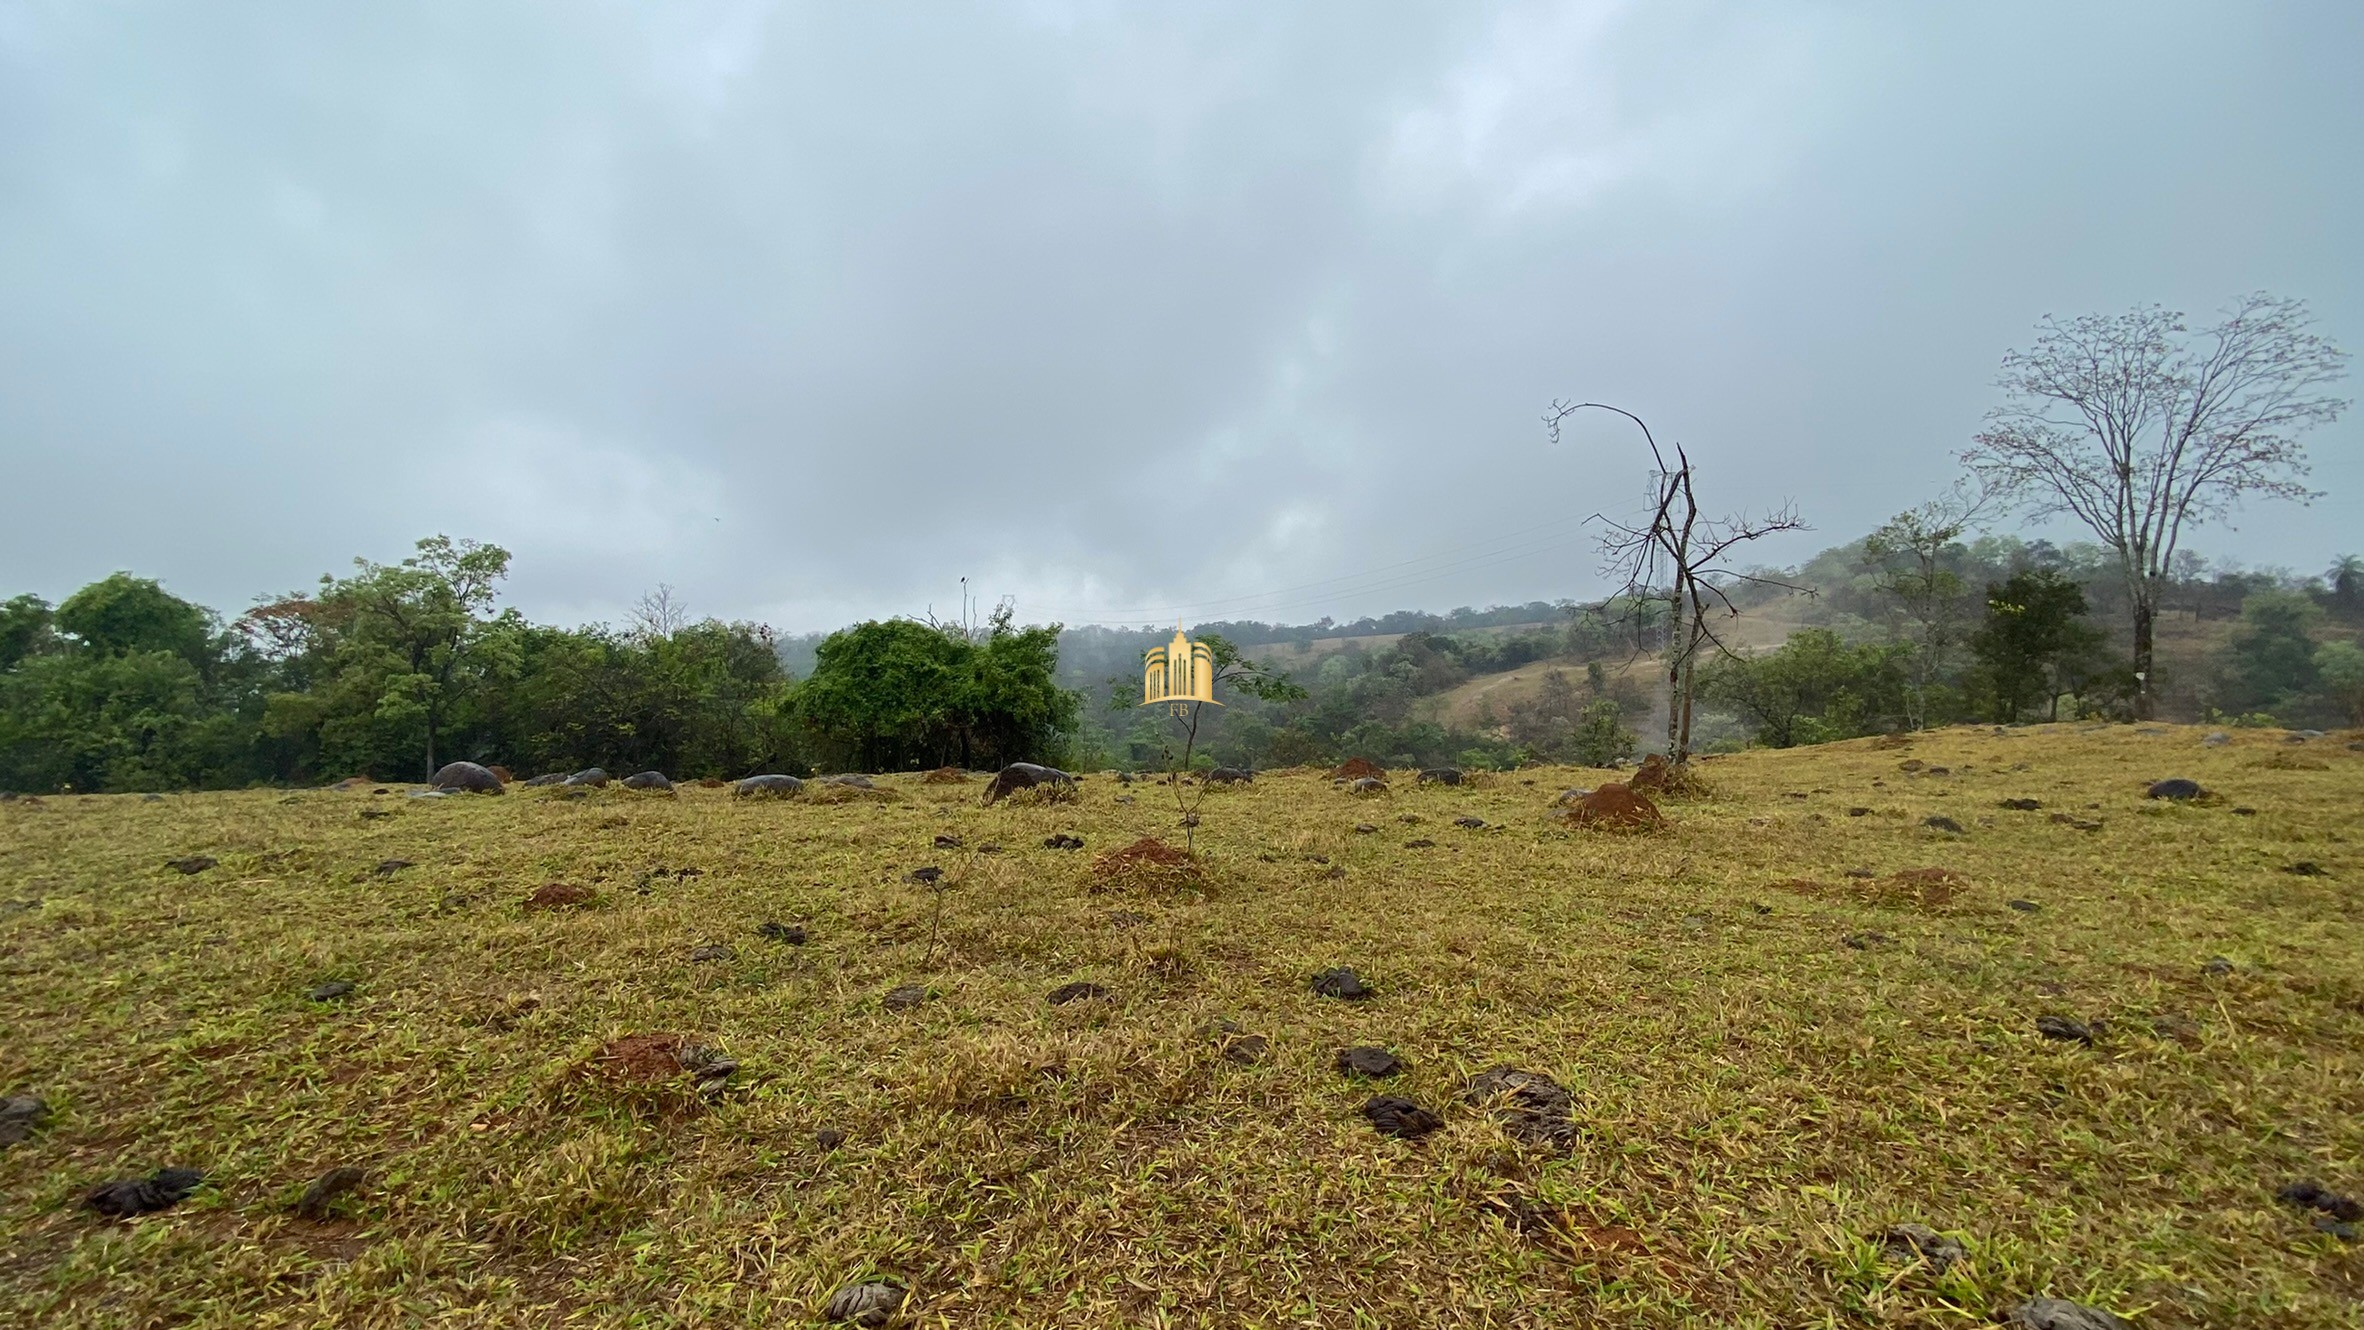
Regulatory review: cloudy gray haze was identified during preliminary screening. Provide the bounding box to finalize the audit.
[3,2,2359,632]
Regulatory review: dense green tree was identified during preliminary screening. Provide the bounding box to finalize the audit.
[796,610,1079,772]
[1968,569,2105,721]
[2314,640,2364,725]
[1698,629,1908,747]
[2220,589,2323,715]
[0,595,54,670]
[55,573,216,665]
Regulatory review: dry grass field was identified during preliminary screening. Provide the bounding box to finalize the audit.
[2,724,2360,1328]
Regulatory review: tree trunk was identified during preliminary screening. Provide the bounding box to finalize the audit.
[2131,598,2156,720]
[1663,595,1684,758]
[425,715,436,782]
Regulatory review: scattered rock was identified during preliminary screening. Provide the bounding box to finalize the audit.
[620,771,674,792]
[305,980,356,1002]
[1205,767,1254,785]
[2145,778,2204,801]
[1452,815,1485,829]
[823,1280,905,1327]
[1998,798,2042,811]
[734,774,804,797]
[563,768,612,787]
[2034,1015,2094,1044]
[2231,805,2257,815]
[357,808,391,820]
[1353,823,1377,834]
[1899,759,1926,772]
[819,773,876,789]
[932,833,962,849]
[2282,861,2328,877]
[2002,1297,2130,1330]
[407,790,453,800]
[882,984,930,1012]
[141,793,164,803]
[1360,1095,1444,1139]
[1046,981,1109,1005]
[294,1166,365,1220]
[1922,815,1965,834]
[1463,1066,1575,1145]
[1219,1034,1268,1065]
[372,858,413,876]
[1878,1222,1967,1273]
[980,762,1075,806]
[1105,910,1150,928]
[0,1095,50,1148]
[1555,783,1664,831]
[905,867,943,885]
[521,772,568,787]
[815,1128,846,1150]
[1847,806,1871,817]
[1310,967,1374,1000]
[2008,899,2040,913]
[2203,956,2236,976]
[1042,833,1085,850]
[977,843,1002,854]
[1842,931,1894,950]
[1346,776,1389,796]
[2316,1217,2360,1241]
[689,943,735,963]
[1403,837,1435,849]
[429,761,504,794]
[1417,767,1464,786]
[2049,813,2104,831]
[166,856,217,875]
[1335,1046,1401,1077]
[85,1167,206,1218]
[525,883,594,910]
[758,921,808,945]
[2277,1179,2364,1222]
[2203,731,2231,746]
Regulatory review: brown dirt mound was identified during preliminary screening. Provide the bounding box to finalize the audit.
[1555,782,1664,831]
[921,766,970,784]
[524,883,594,911]
[1329,757,1384,780]
[1090,837,1205,892]
[570,1033,739,1111]
[1628,753,1706,796]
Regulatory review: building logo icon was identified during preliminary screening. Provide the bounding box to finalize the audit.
[1142,625,1220,716]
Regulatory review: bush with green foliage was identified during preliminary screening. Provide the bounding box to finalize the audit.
[1698,629,1909,748]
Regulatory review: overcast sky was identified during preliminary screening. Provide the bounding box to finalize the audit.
[3,2,2358,633]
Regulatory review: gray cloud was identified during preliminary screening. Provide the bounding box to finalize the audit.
[3,1,2358,632]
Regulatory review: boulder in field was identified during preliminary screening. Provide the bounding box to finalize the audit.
[430,761,504,794]
[735,774,804,797]
[1418,767,1463,785]
[2003,1298,2129,1330]
[2146,778,2204,800]
[823,1281,905,1327]
[980,762,1075,806]
[521,772,567,787]
[620,771,674,792]
[1464,1066,1575,1146]
[1345,776,1389,796]
[563,768,611,788]
[1310,966,1374,1000]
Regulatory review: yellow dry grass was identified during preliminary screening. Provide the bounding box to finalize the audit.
[2,724,2360,1328]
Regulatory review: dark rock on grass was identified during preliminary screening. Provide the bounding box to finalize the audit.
[905,867,943,885]
[373,859,413,876]
[563,767,612,788]
[620,771,674,792]
[815,1127,846,1151]
[1220,1034,1268,1065]
[1922,815,1965,834]
[0,1095,51,1148]
[824,1280,905,1327]
[1403,837,1435,849]
[294,1165,365,1220]
[1878,1222,1967,1272]
[85,1167,206,1218]
[2282,861,2328,876]
[2049,812,2105,831]
[757,921,808,945]
[882,984,930,1012]
[1310,967,1374,1000]
[2146,778,2204,801]
[1353,823,1377,834]
[1998,797,2043,811]
[2009,898,2040,913]
[429,761,504,794]
[2035,1014,2094,1044]
[1046,981,1109,1006]
[1464,1066,1575,1146]
[2316,1217,2360,1240]
[932,833,962,849]
[980,762,1074,806]
[2277,1179,2364,1222]
[167,856,217,875]
[1360,1095,1443,1139]
[1335,1046,1402,1077]
[1847,807,1871,817]
[689,944,735,963]
[1345,776,1389,796]
[1452,815,1485,829]
[2204,955,2236,976]
[1206,767,1254,785]
[1043,833,1084,850]
[358,808,391,820]
[1417,767,1464,785]
[2002,1297,2130,1330]
[1104,910,1150,928]
[142,793,164,803]
[521,772,567,787]
[306,980,356,1003]
[977,843,1002,854]
[1841,931,1893,950]
[734,774,804,797]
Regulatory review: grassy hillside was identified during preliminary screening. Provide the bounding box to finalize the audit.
[3,726,2360,1328]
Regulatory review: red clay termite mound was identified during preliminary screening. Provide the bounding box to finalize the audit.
[1556,782,1664,831]
[1328,757,1385,780]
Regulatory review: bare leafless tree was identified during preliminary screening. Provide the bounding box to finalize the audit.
[1963,294,2348,718]
[629,584,690,642]
[1547,401,1808,764]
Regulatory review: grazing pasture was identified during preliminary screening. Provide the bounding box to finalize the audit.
[1,724,2359,1328]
